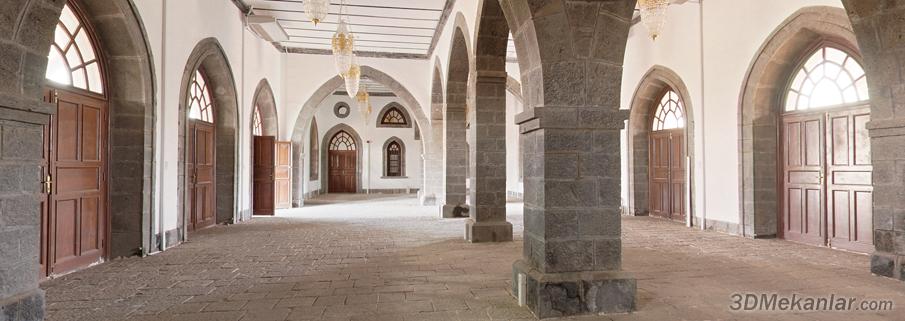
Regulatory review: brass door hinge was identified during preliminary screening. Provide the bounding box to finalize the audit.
[43,175,53,194]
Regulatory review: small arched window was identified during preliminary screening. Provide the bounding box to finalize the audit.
[46,3,104,94]
[384,139,404,177]
[652,90,685,131]
[188,69,214,123]
[252,105,263,136]
[377,103,411,128]
[309,119,318,181]
[786,46,869,111]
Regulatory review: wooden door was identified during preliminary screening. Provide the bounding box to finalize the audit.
[825,107,873,252]
[782,113,825,246]
[329,151,357,193]
[44,88,108,276]
[275,142,292,209]
[188,121,216,230]
[253,136,275,215]
[648,129,685,221]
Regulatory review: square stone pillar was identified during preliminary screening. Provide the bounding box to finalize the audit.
[512,109,635,318]
[868,128,905,280]
[441,106,469,218]
[421,119,444,206]
[466,73,512,242]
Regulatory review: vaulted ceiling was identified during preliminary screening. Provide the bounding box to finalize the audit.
[239,0,453,59]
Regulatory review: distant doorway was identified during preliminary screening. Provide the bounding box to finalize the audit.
[648,90,687,222]
[328,130,357,193]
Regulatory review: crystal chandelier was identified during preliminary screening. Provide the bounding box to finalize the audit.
[332,1,354,76]
[343,61,361,98]
[304,0,329,26]
[639,0,670,40]
[355,85,371,120]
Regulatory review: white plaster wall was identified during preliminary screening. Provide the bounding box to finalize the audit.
[505,90,524,198]
[280,54,430,141]
[303,95,424,194]
[620,0,845,228]
[134,0,284,235]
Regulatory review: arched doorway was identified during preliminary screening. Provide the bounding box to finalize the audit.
[779,44,872,253]
[185,69,217,231]
[648,89,688,222]
[178,38,240,236]
[250,79,282,217]
[41,1,109,277]
[327,129,358,193]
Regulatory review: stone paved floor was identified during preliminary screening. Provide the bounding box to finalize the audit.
[42,194,905,321]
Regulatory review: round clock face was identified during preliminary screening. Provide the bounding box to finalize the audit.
[334,102,350,118]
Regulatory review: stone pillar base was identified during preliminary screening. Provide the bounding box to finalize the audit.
[420,194,437,206]
[465,219,512,242]
[871,253,904,280]
[0,289,45,321]
[440,204,469,218]
[511,260,635,319]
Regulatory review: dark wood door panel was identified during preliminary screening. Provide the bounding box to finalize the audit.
[253,136,276,216]
[44,88,108,277]
[328,151,356,193]
[781,106,873,254]
[648,129,685,222]
[189,122,216,231]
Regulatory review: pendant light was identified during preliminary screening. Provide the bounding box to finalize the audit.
[332,0,354,76]
[304,0,329,26]
[639,0,670,40]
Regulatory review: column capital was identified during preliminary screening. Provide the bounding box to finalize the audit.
[517,107,628,133]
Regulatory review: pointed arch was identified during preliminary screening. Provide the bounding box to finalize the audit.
[290,66,430,205]
[178,37,240,229]
[627,65,696,221]
[738,6,858,238]
[251,78,279,136]
[321,124,363,194]
[376,102,412,128]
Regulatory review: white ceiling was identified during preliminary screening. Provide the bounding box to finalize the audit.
[244,0,449,57]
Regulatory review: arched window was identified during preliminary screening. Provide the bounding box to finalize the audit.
[786,46,869,111]
[384,139,405,177]
[309,119,318,181]
[46,3,104,94]
[188,69,214,123]
[652,90,685,131]
[329,131,356,151]
[252,105,263,136]
[377,104,411,128]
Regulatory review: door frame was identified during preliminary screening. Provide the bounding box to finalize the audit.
[320,124,363,194]
[777,103,871,246]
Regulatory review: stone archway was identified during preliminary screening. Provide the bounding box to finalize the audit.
[251,78,279,136]
[289,66,430,206]
[738,6,858,239]
[0,0,156,316]
[627,66,695,223]
[440,13,472,219]
[177,38,240,233]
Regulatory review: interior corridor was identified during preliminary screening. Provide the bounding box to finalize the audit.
[41,195,905,321]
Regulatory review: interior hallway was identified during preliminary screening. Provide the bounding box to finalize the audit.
[42,195,905,321]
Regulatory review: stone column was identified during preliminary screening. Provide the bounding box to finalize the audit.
[420,119,444,206]
[466,73,512,242]
[505,1,637,317]
[441,105,469,218]
[843,0,905,281]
